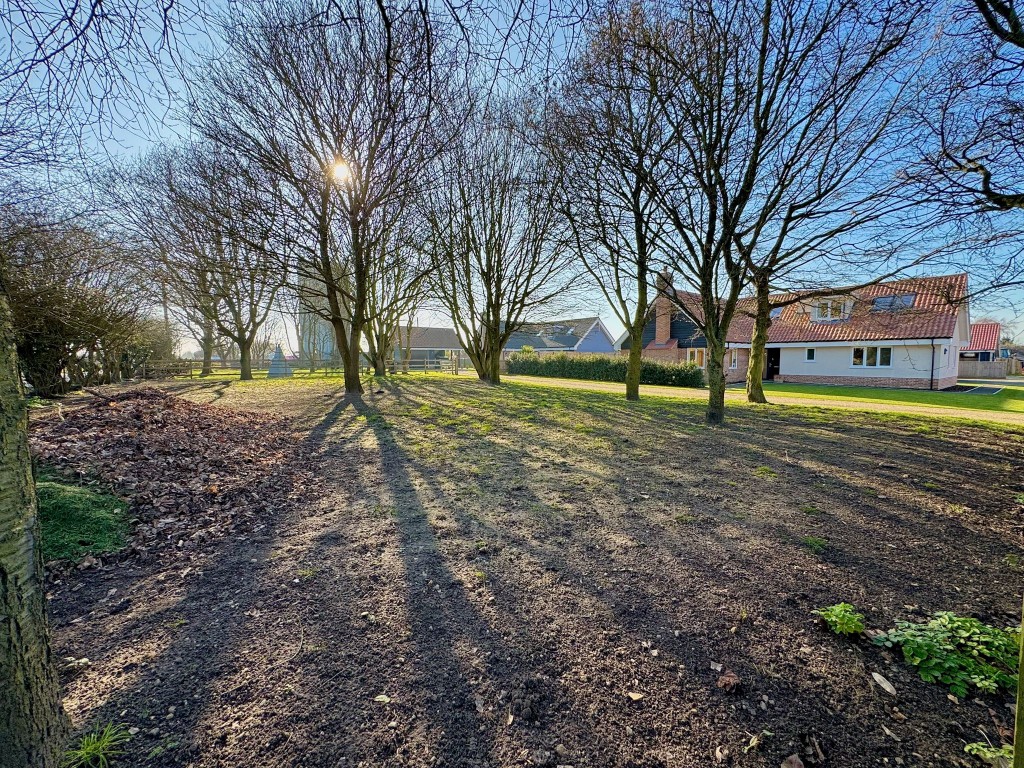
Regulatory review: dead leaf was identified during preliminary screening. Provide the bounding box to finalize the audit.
[717,670,741,693]
[627,691,645,701]
[871,672,897,696]
[714,745,729,763]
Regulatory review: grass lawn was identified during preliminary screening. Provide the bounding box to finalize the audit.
[46,374,1024,767]
[761,380,1024,414]
[35,468,127,562]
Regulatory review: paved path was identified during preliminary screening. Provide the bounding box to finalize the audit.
[960,377,1024,388]
[501,374,1024,428]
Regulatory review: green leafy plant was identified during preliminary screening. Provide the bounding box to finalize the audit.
[964,741,1012,767]
[754,466,778,479]
[63,723,132,768]
[802,536,829,554]
[813,603,865,635]
[1015,493,1024,506]
[874,612,1019,697]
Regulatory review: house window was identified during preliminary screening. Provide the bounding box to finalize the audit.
[729,349,738,369]
[805,348,816,362]
[851,346,893,367]
[871,294,915,311]
[813,299,849,321]
[688,348,706,367]
[769,307,783,320]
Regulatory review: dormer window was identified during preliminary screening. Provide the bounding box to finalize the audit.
[812,298,849,322]
[769,307,783,320]
[871,294,915,312]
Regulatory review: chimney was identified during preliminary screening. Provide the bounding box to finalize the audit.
[655,269,673,344]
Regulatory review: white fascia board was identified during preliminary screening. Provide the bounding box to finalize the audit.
[726,337,956,349]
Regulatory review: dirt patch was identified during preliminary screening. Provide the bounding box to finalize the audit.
[41,378,1024,767]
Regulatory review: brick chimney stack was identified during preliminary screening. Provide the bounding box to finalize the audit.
[654,269,673,344]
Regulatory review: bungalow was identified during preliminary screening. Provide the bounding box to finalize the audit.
[626,273,971,390]
[504,317,617,356]
[392,326,467,368]
[959,322,1002,362]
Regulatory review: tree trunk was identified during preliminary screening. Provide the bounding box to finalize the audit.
[373,354,387,377]
[200,322,214,377]
[238,342,253,381]
[705,341,726,425]
[625,331,644,401]
[746,272,771,404]
[0,295,68,768]
[343,326,364,395]
[488,351,502,384]
[473,342,502,384]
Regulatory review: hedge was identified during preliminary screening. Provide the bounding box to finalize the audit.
[506,351,705,388]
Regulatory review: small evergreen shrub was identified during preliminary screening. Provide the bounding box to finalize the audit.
[813,603,865,635]
[506,351,704,388]
[874,612,1019,697]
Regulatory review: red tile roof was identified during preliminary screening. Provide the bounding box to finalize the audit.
[674,274,967,345]
[964,322,1001,351]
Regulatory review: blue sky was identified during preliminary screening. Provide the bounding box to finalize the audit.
[20,1,1020,348]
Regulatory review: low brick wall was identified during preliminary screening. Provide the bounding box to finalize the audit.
[775,373,959,390]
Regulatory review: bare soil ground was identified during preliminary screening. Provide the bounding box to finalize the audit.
[37,375,1024,767]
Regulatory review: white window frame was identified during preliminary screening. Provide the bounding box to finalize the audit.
[812,298,849,322]
[850,345,893,368]
[729,349,738,369]
[805,348,816,363]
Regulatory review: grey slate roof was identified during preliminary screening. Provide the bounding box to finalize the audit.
[503,317,600,351]
[393,326,463,350]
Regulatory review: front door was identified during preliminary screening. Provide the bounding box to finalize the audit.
[765,349,781,380]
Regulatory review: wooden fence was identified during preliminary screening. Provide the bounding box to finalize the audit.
[958,358,1019,379]
[137,357,462,380]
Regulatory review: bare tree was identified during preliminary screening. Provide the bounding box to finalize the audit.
[925,0,1024,213]
[114,144,285,381]
[620,0,924,422]
[364,205,430,376]
[542,6,672,400]
[193,0,452,394]
[426,109,573,384]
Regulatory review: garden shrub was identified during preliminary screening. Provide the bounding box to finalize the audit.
[813,603,865,635]
[506,350,704,388]
[874,612,1019,697]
